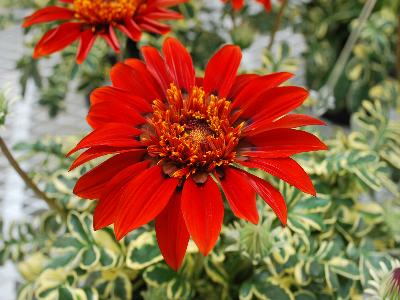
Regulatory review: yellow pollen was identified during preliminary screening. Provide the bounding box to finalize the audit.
[147,84,243,178]
[73,0,142,24]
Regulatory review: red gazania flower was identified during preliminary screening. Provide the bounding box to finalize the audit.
[23,0,187,63]
[68,38,327,270]
[222,0,272,11]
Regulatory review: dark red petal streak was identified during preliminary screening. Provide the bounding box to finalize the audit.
[204,45,242,98]
[73,152,145,199]
[67,123,143,156]
[87,101,146,129]
[241,129,328,158]
[93,160,150,230]
[33,23,82,58]
[244,114,326,136]
[241,86,308,122]
[90,86,152,113]
[23,6,74,27]
[141,45,173,93]
[70,147,145,171]
[110,62,162,102]
[76,29,96,64]
[156,192,190,271]
[217,168,258,224]
[228,74,259,100]
[115,166,179,240]
[232,72,293,110]
[242,170,287,226]
[181,176,224,255]
[163,38,195,92]
[238,157,316,196]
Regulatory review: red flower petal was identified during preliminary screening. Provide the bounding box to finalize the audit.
[156,192,190,271]
[240,129,327,158]
[67,123,143,156]
[242,171,287,226]
[117,17,142,41]
[232,72,293,110]
[114,166,179,240]
[228,74,259,100]
[87,101,146,129]
[76,29,97,64]
[73,152,145,199]
[231,0,245,10]
[101,25,120,52]
[93,160,150,230]
[33,22,82,58]
[238,157,316,196]
[110,63,160,102]
[70,147,145,171]
[243,114,326,136]
[152,0,189,7]
[204,45,242,98]
[256,0,272,11]
[137,17,171,35]
[90,86,152,113]
[141,45,173,93]
[181,176,224,255]
[240,86,308,122]
[163,38,195,92]
[144,7,183,20]
[216,167,258,224]
[23,6,74,27]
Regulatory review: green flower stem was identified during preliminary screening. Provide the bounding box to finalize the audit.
[397,11,400,80]
[267,0,288,51]
[325,0,377,91]
[0,136,66,218]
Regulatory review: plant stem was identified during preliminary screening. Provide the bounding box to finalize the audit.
[325,0,377,91]
[126,39,140,59]
[0,136,66,218]
[267,0,288,51]
[397,12,400,80]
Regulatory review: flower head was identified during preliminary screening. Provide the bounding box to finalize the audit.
[23,0,187,63]
[366,259,400,300]
[68,38,327,270]
[222,0,272,11]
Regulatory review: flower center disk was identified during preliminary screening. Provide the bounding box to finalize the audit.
[73,0,141,24]
[147,84,243,178]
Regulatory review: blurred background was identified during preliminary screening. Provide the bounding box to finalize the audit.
[0,0,399,299]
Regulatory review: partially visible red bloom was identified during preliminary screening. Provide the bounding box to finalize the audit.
[223,0,272,11]
[68,38,327,270]
[23,0,187,63]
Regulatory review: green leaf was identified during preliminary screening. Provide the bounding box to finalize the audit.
[67,213,91,244]
[126,232,163,270]
[112,274,132,300]
[47,250,83,269]
[324,264,339,292]
[294,291,317,300]
[204,257,229,288]
[254,281,293,300]
[80,246,100,270]
[143,264,176,286]
[239,281,255,300]
[329,257,360,280]
[167,278,192,300]
[58,287,74,300]
[293,197,331,214]
[53,235,84,250]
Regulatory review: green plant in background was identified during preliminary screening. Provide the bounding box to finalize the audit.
[297,0,399,119]
[0,0,399,299]
[0,76,399,299]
